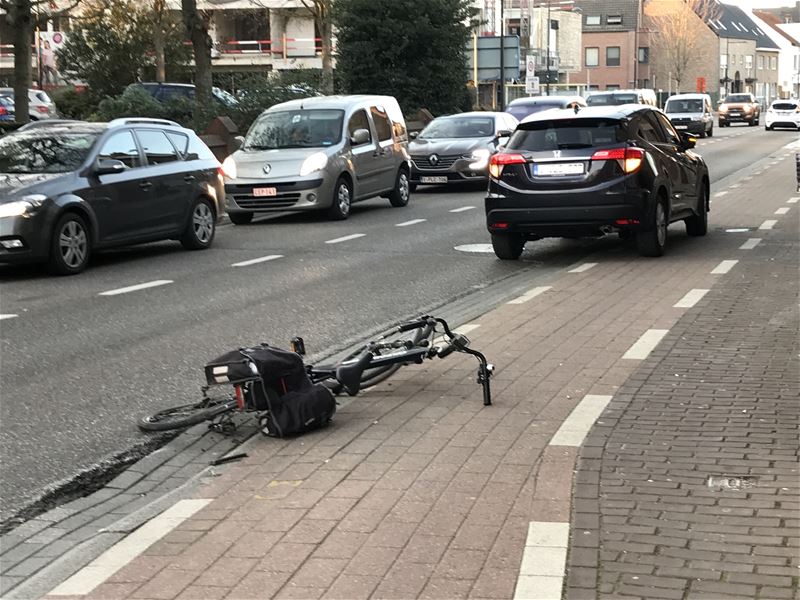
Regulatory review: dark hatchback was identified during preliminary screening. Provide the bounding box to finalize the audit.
[485,105,710,259]
[0,118,224,274]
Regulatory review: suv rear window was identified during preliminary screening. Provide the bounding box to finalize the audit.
[506,101,563,120]
[587,93,638,106]
[772,102,798,111]
[509,119,623,151]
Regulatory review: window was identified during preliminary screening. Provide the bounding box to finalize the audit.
[370,106,393,142]
[757,55,764,70]
[721,54,728,68]
[654,112,681,145]
[771,56,777,70]
[606,85,620,91]
[135,130,179,165]
[586,15,600,25]
[634,114,662,144]
[186,135,216,161]
[745,55,753,69]
[166,132,189,158]
[347,109,372,144]
[98,131,140,169]
[607,15,622,25]
[585,47,599,67]
[606,46,620,67]
[638,47,649,64]
[507,119,622,152]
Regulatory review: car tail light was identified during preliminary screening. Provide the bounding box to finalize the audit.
[591,147,644,174]
[489,222,509,230]
[488,153,526,178]
[0,107,6,116]
[35,106,49,114]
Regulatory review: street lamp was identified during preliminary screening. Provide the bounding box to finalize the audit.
[500,0,505,108]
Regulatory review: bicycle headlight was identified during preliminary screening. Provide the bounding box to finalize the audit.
[300,152,328,176]
[0,195,47,219]
[468,148,491,170]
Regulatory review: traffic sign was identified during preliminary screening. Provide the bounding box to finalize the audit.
[526,76,540,95]
[526,55,536,79]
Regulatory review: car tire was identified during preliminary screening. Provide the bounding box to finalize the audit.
[765,124,772,131]
[181,197,215,250]
[327,176,352,220]
[388,167,410,207]
[48,212,91,275]
[229,211,253,225]
[685,185,708,237]
[635,196,668,257]
[707,125,713,137]
[491,232,525,260]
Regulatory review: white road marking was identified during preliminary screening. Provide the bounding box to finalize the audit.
[395,218,427,227]
[729,184,740,189]
[567,262,598,273]
[711,259,739,274]
[325,233,365,244]
[0,314,18,320]
[549,394,613,446]
[508,286,552,305]
[49,499,211,596]
[231,254,283,267]
[775,207,790,215]
[759,220,777,230]
[726,228,749,233]
[787,197,799,204]
[674,288,709,308]
[713,191,728,198]
[450,206,476,213]
[514,522,570,600]
[99,280,173,296]
[740,238,762,250]
[454,243,495,253]
[623,329,669,360]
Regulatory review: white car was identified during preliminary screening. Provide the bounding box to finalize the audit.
[0,88,59,121]
[764,99,800,131]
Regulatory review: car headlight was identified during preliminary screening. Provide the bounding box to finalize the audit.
[299,152,328,177]
[468,148,491,170]
[221,155,237,180]
[0,195,46,219]
[719,104,728,112]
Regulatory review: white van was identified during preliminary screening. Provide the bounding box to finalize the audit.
[664,93,714,137]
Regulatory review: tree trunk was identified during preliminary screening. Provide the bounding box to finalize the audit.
[181,0,213,113]
[10,0,33,124]
[153,0,166,82]
[320,13,333,94]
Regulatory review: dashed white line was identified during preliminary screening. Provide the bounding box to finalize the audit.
[49,499,211,596]
[623,329,669,360]
[507,286,552,305]
[713,191,728,198]
[674,288,709,308]
[325,233,366,244]
[395,218,427,227]
[549,394,613,446]
[568,262,598,273]
[711,259,739,274]
[99,280,173,296]
[231,254,283,267]
[788,198,799,204]
[450,206,476,213]
[775,207,790,215]
[740,238,762,250]
[759,220,777,230]
[726,228,749,233]
[514,521,570,600]
[0,314,18,320]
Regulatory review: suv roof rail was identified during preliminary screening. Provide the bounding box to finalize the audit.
[108,118,182,128]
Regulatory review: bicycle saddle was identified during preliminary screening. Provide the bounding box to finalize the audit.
[335,351,374,396]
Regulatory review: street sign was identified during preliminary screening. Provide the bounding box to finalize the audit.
[465,36,521,81]
[526,55,536,79]
[526,76,540,95]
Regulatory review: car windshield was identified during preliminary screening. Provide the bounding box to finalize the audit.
[506,102,562,120]
[587,93,637,106]
[509,118,623,151]
[244,109,344,149]
[0,131,99,174]
[772,102,798,110]
[212,87,238,107]
[665,99,704,113]
[419,117,495,139]
[724,95,751,103]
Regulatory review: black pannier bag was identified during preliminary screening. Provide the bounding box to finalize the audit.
[204,344,336,437]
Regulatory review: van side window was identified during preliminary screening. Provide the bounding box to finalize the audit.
[370,106,393,142]
[348,110,372,145]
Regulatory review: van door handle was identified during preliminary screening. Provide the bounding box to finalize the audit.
[373,149,387,157]
[139,181,153,190]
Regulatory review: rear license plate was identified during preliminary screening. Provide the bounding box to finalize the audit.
[420,176,448,184]
[674,125,687,130]
[534,162,584,176]
[253,187,277,197]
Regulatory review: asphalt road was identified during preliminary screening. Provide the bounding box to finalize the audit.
[0,123,795,524]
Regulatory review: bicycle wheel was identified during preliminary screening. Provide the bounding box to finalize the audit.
[137,397,238,432]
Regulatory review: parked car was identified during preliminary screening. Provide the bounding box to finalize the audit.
[221,95,411,222]
[485,105,710,259]
[0,118,224,275]
[127,82,239,108]
[504,96,586,121]
[0,88,59,121]
[586,89,657,107]
[0,96,14,123]
[717,93,760,127]
[764,98,800,131]
[664,93,714,137]
[408,111,518,188]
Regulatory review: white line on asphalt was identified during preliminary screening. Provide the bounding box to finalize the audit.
[49,499,211,596]
[549,394,613,446]
[623,329,669,360]
[507,286,552,305]
[395,218,427,227]
[231,254,283,267]
[98,280,173,296]
[711,259,739,274]
[713,191,728,197]
[0,314,18,320]
[325,233,366,244]
[568,262,598,273]
[729,184,740,189]
[674,288,709,308]
[450,206,476,213]
[775,207,790,215]
[759,220,777,230]
[740,238,762,250]
[788,198,799,204]
[726,228,749,233]
[514,521,570,600]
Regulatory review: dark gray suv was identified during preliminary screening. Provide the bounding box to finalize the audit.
[0,118,224,274]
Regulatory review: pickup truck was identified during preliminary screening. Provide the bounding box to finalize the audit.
[718,93,761,127]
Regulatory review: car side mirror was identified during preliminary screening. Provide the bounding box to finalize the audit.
[409,131,419,139]
[680,132,697,150]
[93,159,126,176]
[350,128,370,145]
[232,135,245,150]
[496,129,512,139]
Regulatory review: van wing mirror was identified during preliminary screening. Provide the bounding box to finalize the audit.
[350,128,370,145]
[93,158,126,176]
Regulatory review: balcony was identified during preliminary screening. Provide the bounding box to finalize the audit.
[211,37,322,70]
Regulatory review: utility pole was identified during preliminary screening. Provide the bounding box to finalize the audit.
[499,0,505,108]
[546,0,551,95]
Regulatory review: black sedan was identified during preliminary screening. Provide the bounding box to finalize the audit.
[409,111,519,188]
[0,119,224,274]
[485,105,710,259]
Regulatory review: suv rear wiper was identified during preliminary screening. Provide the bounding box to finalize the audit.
[557,143,593,149]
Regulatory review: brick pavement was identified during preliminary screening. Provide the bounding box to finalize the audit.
[19,146,800,599]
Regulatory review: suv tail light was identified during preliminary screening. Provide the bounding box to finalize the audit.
[488,153,526,178]
[0,107,6,116]
[35,106,50,114]
[591,147,644,174]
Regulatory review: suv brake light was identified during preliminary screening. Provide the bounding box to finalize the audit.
[591,147,644,174]
[489,153,526,178]
[35,106,50,114]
